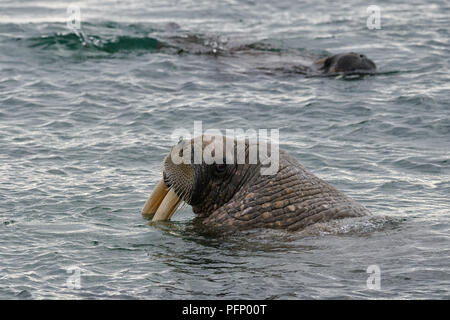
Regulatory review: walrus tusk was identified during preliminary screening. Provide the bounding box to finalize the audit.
[141,179,169,217]
[152,188,182,221]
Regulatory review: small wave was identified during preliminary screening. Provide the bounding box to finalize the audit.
[296,216,401,236]
[98,35,165,53]
[16,290,33,299]
[26,31,167,55]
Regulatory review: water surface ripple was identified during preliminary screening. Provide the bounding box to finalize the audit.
[0,0,449,299]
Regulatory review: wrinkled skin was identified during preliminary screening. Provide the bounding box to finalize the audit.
[143,136,370,231]
[316,52,377,74]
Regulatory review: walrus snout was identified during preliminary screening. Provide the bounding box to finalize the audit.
[319,52,377,73]
[141,141,189,221]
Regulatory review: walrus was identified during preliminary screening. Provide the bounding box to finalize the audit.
[231,49,377,75]
[142,135,370,231]
[163,33,377,75]
[313,52,377,74]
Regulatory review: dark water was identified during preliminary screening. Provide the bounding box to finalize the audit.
[0,0,449,299]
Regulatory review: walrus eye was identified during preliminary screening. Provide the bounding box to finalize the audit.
[214,163,227,176]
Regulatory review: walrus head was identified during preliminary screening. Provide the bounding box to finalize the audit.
[317,52,376,74]
[142,135,370,231]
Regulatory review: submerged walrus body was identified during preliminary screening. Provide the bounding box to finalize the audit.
[142,136,370,231]
[227,48,377,76]
[164,32,377,75]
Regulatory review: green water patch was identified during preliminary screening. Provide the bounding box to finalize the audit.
[26,31,169,56]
